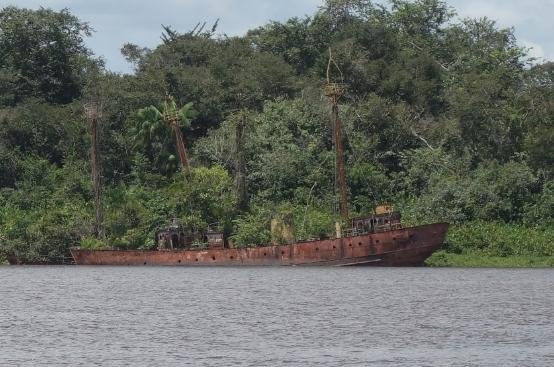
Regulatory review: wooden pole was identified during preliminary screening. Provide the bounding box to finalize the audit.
[86,102,104,238]
[235,111,248,210]
[325,48,349,222]
[331,95,349,221]
[171,118,189,173]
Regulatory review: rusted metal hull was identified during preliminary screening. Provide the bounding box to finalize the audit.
[70,223,448,267]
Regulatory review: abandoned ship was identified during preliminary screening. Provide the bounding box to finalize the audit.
[70,77,449,267]
[71,211,448,266]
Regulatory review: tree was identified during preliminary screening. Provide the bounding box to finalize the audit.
[0,6,92,105]
[131,32,297,138]
[134,96,196,174]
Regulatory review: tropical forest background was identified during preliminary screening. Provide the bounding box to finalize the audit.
[0,0,552,266]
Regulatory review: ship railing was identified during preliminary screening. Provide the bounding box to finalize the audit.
[345,223,403,237]
[344,228,370,237]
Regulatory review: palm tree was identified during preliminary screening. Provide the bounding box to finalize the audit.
[135,95,196,174]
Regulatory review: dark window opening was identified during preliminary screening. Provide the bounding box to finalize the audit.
[171,234,179,248]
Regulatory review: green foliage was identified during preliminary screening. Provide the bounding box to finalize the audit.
[231,207,272,247]
[130,98,197,175]
[523,182,554,227]
[131,34,297,138]
[444,221,553,257]
[294,206,336,241]
[0,157,92,262]
[427,219,554,266]
[166,166,237,229]
[347,162,390,213]
[398,149,538,223]
[0,99,87,168]
[231,201,337,247]
[0,6,92,104]
[426,251,554,268]
[80,236,108,250]
[99,166,236,250]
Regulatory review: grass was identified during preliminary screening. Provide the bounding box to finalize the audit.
[426,250,554,268]
[423,221,554,268]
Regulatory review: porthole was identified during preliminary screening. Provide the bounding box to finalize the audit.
[178,259,181,263]
[358,242,362,246]
[212,256,216,261]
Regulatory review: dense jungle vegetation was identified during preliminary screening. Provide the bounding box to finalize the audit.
[0,0,553,266]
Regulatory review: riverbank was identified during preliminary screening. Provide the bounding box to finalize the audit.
[426,251,554,268]
[423,221,554,267]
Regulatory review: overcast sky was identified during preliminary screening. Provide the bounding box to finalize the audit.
[1,0,552,73]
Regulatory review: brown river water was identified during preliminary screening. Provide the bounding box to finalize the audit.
[0,266,553,366]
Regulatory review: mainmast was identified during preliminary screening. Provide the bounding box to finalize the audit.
[325,48,349,221]
[84,99,104,238]
[235,111,248,211]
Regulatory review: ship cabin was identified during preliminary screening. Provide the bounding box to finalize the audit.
[155,220,226,250]
[347,205,402,236]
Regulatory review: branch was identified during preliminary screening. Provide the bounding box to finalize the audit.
[410,127,435,150]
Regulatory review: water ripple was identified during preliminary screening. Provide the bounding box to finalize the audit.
[0,266,552,366]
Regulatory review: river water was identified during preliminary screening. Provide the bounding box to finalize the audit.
[0,266,552,366]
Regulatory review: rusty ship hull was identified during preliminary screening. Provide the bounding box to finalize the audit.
[70,223,448,266]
